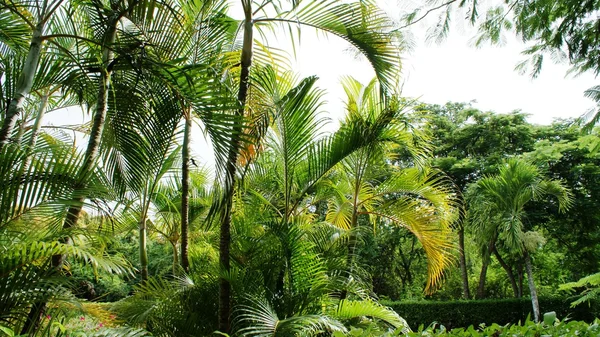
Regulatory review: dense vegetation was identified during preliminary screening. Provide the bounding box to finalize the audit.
[2,0,600,336]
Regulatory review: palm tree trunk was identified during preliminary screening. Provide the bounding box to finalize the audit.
[28,94,49,151]
[476,240,494,299]
[140,215,149,281]
[0,22,44,150]
[476,258,489,299]
[517,262,524,298]
[51,16,118,269]
[492,246,519,297]
[171,241,179,275]
[458,226,471,299]
[20,302,45,335]
[20,94,49,172]
[218,7,253,333]
[15,119,26,146]
[181,113,191,272]
[340,155,365,300]
[524,251,540,322]
[15,94,49,211]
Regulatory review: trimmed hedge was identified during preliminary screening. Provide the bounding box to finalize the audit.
[382,298,599,330]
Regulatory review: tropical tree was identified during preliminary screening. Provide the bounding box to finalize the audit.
[212,0,405,331]
[0,0,66,148]
[0,131,134,334]
[422,103,537,299]
[323,78,457,295]
[65,0,235,282]
[227,69,414,336]
[150,170,211,274]
[52,0,140,269]
[467,158,573,322]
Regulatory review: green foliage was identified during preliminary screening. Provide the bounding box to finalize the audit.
[561,272,600,307]
[403,318,600,337]
[382,298,599,330]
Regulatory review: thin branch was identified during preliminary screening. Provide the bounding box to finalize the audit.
[41,34,106,47]
[395,0,458,31]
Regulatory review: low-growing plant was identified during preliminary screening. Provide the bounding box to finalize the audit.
[403,318,600,337]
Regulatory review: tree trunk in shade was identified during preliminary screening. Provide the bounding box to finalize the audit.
[458,226,471,299]
[52,16,118,269]
[218,6,253,333]
[524,251,540,322]
[180,113,191,272]
[493,246,519,297]
[476,240,494,299]
[140,215,149,281]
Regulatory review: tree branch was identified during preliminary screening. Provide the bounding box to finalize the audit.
[396,0,458,31]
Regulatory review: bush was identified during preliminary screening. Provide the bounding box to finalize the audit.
[382,298,600,330]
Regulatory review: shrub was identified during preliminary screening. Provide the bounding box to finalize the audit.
[382,297,599,330]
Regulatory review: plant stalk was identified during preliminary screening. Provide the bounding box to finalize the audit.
[524,250,540,322]
[218,5,253,333]
[181,112,191,272]
[0,22,44,150]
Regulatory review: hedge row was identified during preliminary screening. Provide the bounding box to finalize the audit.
[381,297,599,330]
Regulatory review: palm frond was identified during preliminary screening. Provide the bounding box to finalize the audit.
[265,0,404,95]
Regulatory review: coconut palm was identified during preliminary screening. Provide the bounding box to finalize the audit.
[468,158,572,322]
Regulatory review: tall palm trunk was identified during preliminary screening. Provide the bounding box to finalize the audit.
[517,262,524,297]
[28,94,49,151]
[15,94,49,200]
[15,119,26,146]
[181,113,191,272]
[171,241,179,274]
[218,6,253,333]
[52,16,118,268]
[524,251,540,322]
[476,240,494,299]
[458,226,471,299]
[20,94,49,169]
[0,22,44,150]
[340,162,363,300]
[476,258,488,299]
[140,214,149,281]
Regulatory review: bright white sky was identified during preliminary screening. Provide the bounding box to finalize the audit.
[279,2,598,126]
[47,0,599,166]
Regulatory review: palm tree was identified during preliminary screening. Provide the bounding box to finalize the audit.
[150,170,211,274]
[0,137,132,334]
[0,0,66,149]
[55,0,235,279]
[213,1,404,330]
[227,70,412,335]
[0,0,91,154]
[53,0,137,269]
[323,77,457,295]
[468,158,572,322]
